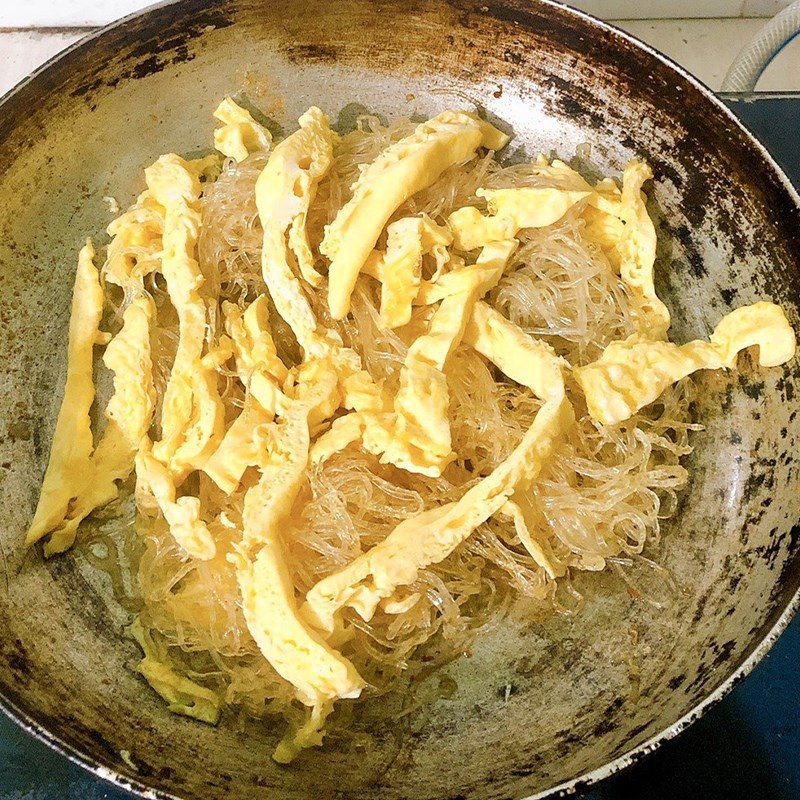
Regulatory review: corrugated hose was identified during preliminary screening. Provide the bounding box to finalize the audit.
[721,0,800,93]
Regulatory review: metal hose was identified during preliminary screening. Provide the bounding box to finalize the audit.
[721,0,800,92]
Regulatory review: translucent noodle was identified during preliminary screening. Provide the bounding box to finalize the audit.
[80,112,697,742]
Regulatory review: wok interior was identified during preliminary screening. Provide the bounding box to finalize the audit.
[0,2,799,798]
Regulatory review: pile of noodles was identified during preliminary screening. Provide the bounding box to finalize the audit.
[82,115,697,737]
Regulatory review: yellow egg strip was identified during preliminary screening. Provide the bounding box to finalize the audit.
[500,499,560,580]
[232,363,365,707]
[103,191,165,288]
[463,301,565,398]
[149,155,225,478]
[26,242,108,550]
[588,160,670,338]
[130,618,221,724]
[369,214,452,329]
[384,240,519,476]
[223,297,288,384]
[573,302,795,426]
[41,296,157,556]
[322,110,508,319]
[136,441,217,560]
[203,397,274,494]
[255,108,337,348]
[102,296,158,446]
[273,700,334,764]
[252,110,391,447]
[203,298,290,494]
[448,187,591,251]
[213,97,272,163]
[525,156,669,338]
[303,311,572,632]
[463,301,574,576]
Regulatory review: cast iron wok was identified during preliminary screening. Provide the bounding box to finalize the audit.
[0,1,799,798]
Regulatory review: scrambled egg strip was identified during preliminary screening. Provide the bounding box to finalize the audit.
[213,97,272,163]
[103,190,165,287]
[253,109,385,415]
[224,297,289,384]
[368,214,452,328]
[42,296,157,556]
[574,301,796,425]
[524,155,669,338]
[463,302,572,577]
[130,618,221,724]
[203,298,290,494]
[26,242,106,548]
[587,160,670,338]
[304,311,572,632]
[448,187,590,251]
[322,110,509,319]
[232,363,365,709]
[150,155,225,477]
[501,498,560,579]
[203,399,274,495]
[255,108,338,352]
[136,441,216,560]
[385,240,519,476]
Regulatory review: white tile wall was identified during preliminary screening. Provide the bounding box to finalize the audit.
[580,0,793,17]
[0,0,152,27]
[1,2,800,96]
[621,17,800,90]
[0,31,83,91]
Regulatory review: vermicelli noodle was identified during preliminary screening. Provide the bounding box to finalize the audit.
[74,112,700,743]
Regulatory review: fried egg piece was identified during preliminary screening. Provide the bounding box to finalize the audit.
[103,191,165,287]
[322,110,509,319]
[149,154,225,478]
[223,296,288,384]
[203,298,291,494]
[40,295,157,556]
[256,107,337,341]
[213,97,272,163]
[448,187,590,251]
[223,297,290,415]
[303,310,573,632]
[586,159,670,338]
[26,242,107,551]
[523,155,669,338]
[500,498,561,580]
[574,301,795,425]
[130,618,221,724]
[368,214,452,328]
[136,441,216,560]
[202,397,274,495]
[232,363,365,710]
[254,109,386,424]
[384,240,519,476]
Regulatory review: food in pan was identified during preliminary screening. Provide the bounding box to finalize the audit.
[26,97,795,761]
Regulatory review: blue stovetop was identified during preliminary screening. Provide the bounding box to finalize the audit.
[1,96,799,800]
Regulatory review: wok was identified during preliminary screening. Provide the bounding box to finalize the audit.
[0,1,799,798]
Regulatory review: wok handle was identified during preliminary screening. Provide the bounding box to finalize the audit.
[721,0,800,92]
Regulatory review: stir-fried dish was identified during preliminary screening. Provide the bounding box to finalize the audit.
[27,98,796,761]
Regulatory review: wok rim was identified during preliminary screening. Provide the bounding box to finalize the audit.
[0,1,798,798]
